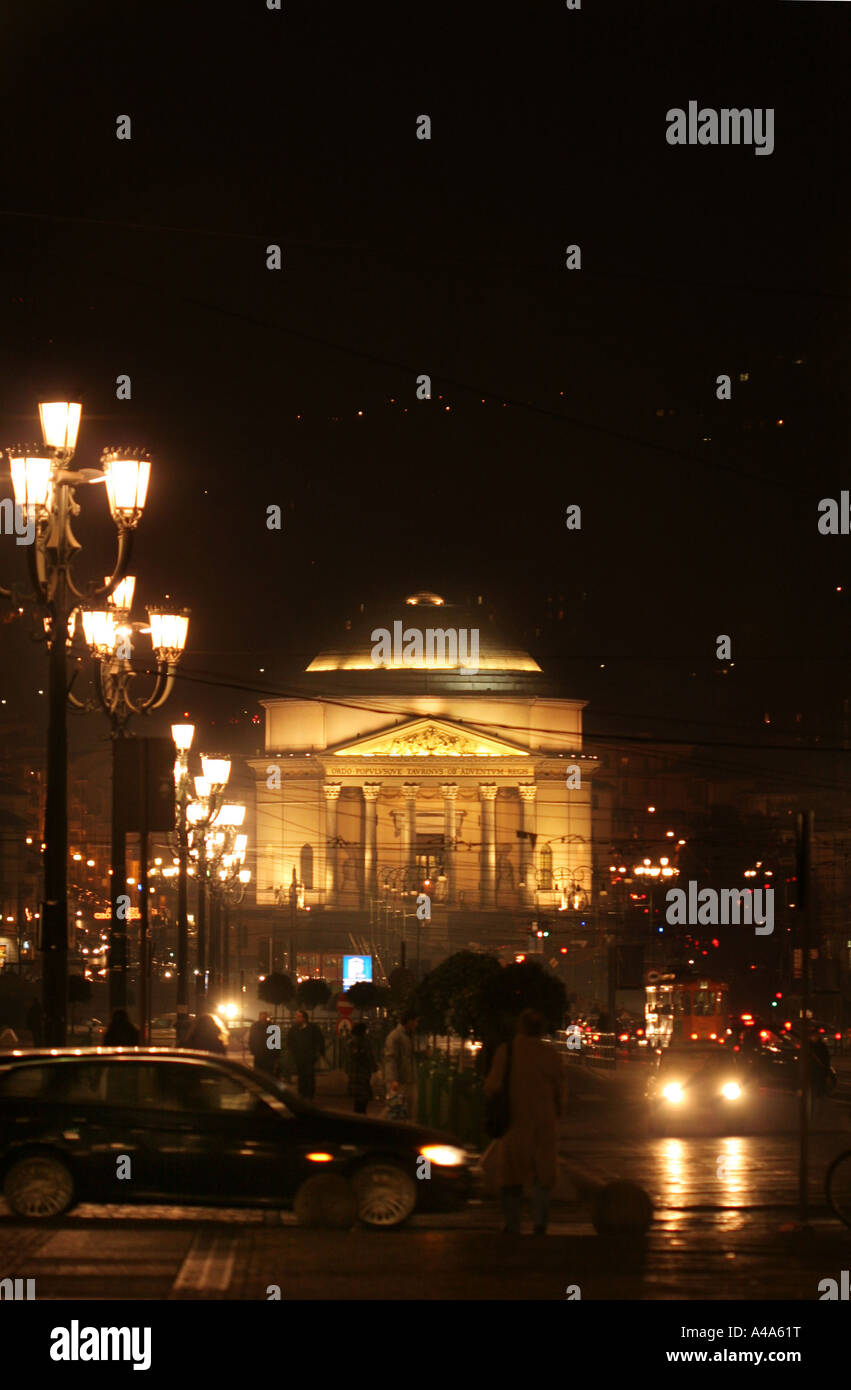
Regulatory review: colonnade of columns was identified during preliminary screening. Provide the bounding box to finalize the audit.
[322,778,539,909]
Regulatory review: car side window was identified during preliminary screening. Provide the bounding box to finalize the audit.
[156,1065,271,1115]
[0,1063,106,1102]
[100,1063,162,1109]
[0,1065,52,1098]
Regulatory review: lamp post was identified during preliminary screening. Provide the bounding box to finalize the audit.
[633,857,680,948]
[208,827,249,1004]
[186,756,233,1001]
[78,586,189,1018]
[204,804,246,995]
[171,723,194,1040]
[1,404,153,1044]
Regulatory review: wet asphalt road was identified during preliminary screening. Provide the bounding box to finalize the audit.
[1,1125,850,1300]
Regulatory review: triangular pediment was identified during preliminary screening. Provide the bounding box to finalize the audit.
[329,717,530,758]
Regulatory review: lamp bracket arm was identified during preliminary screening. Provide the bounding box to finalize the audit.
[89,528,135,602]
[141,668,175,712]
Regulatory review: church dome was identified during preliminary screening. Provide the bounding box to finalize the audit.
[306,594,541,675]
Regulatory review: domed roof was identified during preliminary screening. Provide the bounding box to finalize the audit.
[306,593,541,675]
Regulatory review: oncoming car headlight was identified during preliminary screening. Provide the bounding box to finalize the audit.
[419,1144,466,1167]
[662,1082,684,1104]
[721,1081,741,1100]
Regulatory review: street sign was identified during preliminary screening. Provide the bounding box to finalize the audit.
[342,955,372,990]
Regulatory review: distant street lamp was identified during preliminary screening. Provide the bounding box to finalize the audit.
[634,857,680,935]
[208,822,249,1000]
[186,759,233,1000]
[172,722,195,1039]
[1,403,153,1043]
[78,580,189,1015]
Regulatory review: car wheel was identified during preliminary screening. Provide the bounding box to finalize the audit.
[352,1161,417,1229]
[3,1153,75,1219]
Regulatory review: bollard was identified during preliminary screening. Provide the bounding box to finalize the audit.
[563,1162,654,1236]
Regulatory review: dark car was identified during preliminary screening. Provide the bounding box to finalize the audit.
[735,1024,837,1096]
[0,1048,474,1228]
[646,1044,748,1133]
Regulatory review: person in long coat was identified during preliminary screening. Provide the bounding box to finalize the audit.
[103,1009,140,1046]
[347,1022,377,1114]
[184,1013,227,1055]
[484,1008,563,1235]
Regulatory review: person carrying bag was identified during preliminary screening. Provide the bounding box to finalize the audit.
[484,1010,563,1236]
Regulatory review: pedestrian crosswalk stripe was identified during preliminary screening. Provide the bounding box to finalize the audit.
[171,1234,237,1295]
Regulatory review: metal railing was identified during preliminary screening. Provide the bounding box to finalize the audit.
[552,1029,617,1068]
[415,1055,485,1148]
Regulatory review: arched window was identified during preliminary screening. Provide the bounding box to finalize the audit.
[537,844,553,891]
[300,844,314,890]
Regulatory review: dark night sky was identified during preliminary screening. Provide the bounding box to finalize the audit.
[0,0,849,768]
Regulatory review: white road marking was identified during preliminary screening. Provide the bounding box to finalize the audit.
[171,1233,238,1295]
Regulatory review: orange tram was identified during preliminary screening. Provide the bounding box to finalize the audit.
[644,972,730,1048]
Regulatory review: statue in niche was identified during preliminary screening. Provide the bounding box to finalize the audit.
[496,852,515,890]
[341,855,361,891]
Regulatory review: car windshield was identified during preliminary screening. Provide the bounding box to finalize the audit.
[247,1070,316,1114]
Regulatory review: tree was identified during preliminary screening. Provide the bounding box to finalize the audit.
[68,974,93,1037]
[258,972,295,1016]
[345,982,390,1017]
[297,978,332,1015]
[413,951,502,1037]
[488,959,566,1036]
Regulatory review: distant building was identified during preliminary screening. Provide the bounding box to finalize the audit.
[248,593,597,979]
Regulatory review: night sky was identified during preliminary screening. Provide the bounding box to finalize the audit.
[0,1,848,773]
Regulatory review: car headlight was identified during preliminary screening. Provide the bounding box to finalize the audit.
[662,1082,684,1104]
[721,1081,741,1100]
[419,1144,466,1167]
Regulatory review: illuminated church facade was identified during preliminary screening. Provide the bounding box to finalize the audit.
[248,593,596,975]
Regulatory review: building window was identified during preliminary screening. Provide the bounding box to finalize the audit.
[537,844,553,892]
[300,845,314,891]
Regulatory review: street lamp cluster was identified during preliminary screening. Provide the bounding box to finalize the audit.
[1,400,190,1043]
[172,728,249,1035]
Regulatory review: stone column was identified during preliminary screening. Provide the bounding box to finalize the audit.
[323,783,342,901]
[518,783,538,907]
[479,784,498,909]
[362,783,381,906]
[402,784,418,874]
[440,783,458,906]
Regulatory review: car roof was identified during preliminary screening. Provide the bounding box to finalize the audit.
[0,1047,243,1067]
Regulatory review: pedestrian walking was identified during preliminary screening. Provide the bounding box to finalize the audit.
[483,1008,564,1236]
[25,997,43,1046]
[286,1009,323,1098]
[103,1009,140,1046]
[249,1011,280,1075]
[809,1028,834,1098]
[347,1021,376,1115]
[382,1010,419,1120]
[184,1013,228,1055]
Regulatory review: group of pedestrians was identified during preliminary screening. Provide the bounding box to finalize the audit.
[247,1006,420,1117]
[248,1008,325,1096]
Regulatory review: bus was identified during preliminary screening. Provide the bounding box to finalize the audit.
[644,973,730,1048]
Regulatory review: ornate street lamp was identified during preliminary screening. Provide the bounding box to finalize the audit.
[206,820,249,1001]
[171,722,195,1040]
[77,578,189,1015]
[1,404,150,1043]
[186,758,232,1000]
